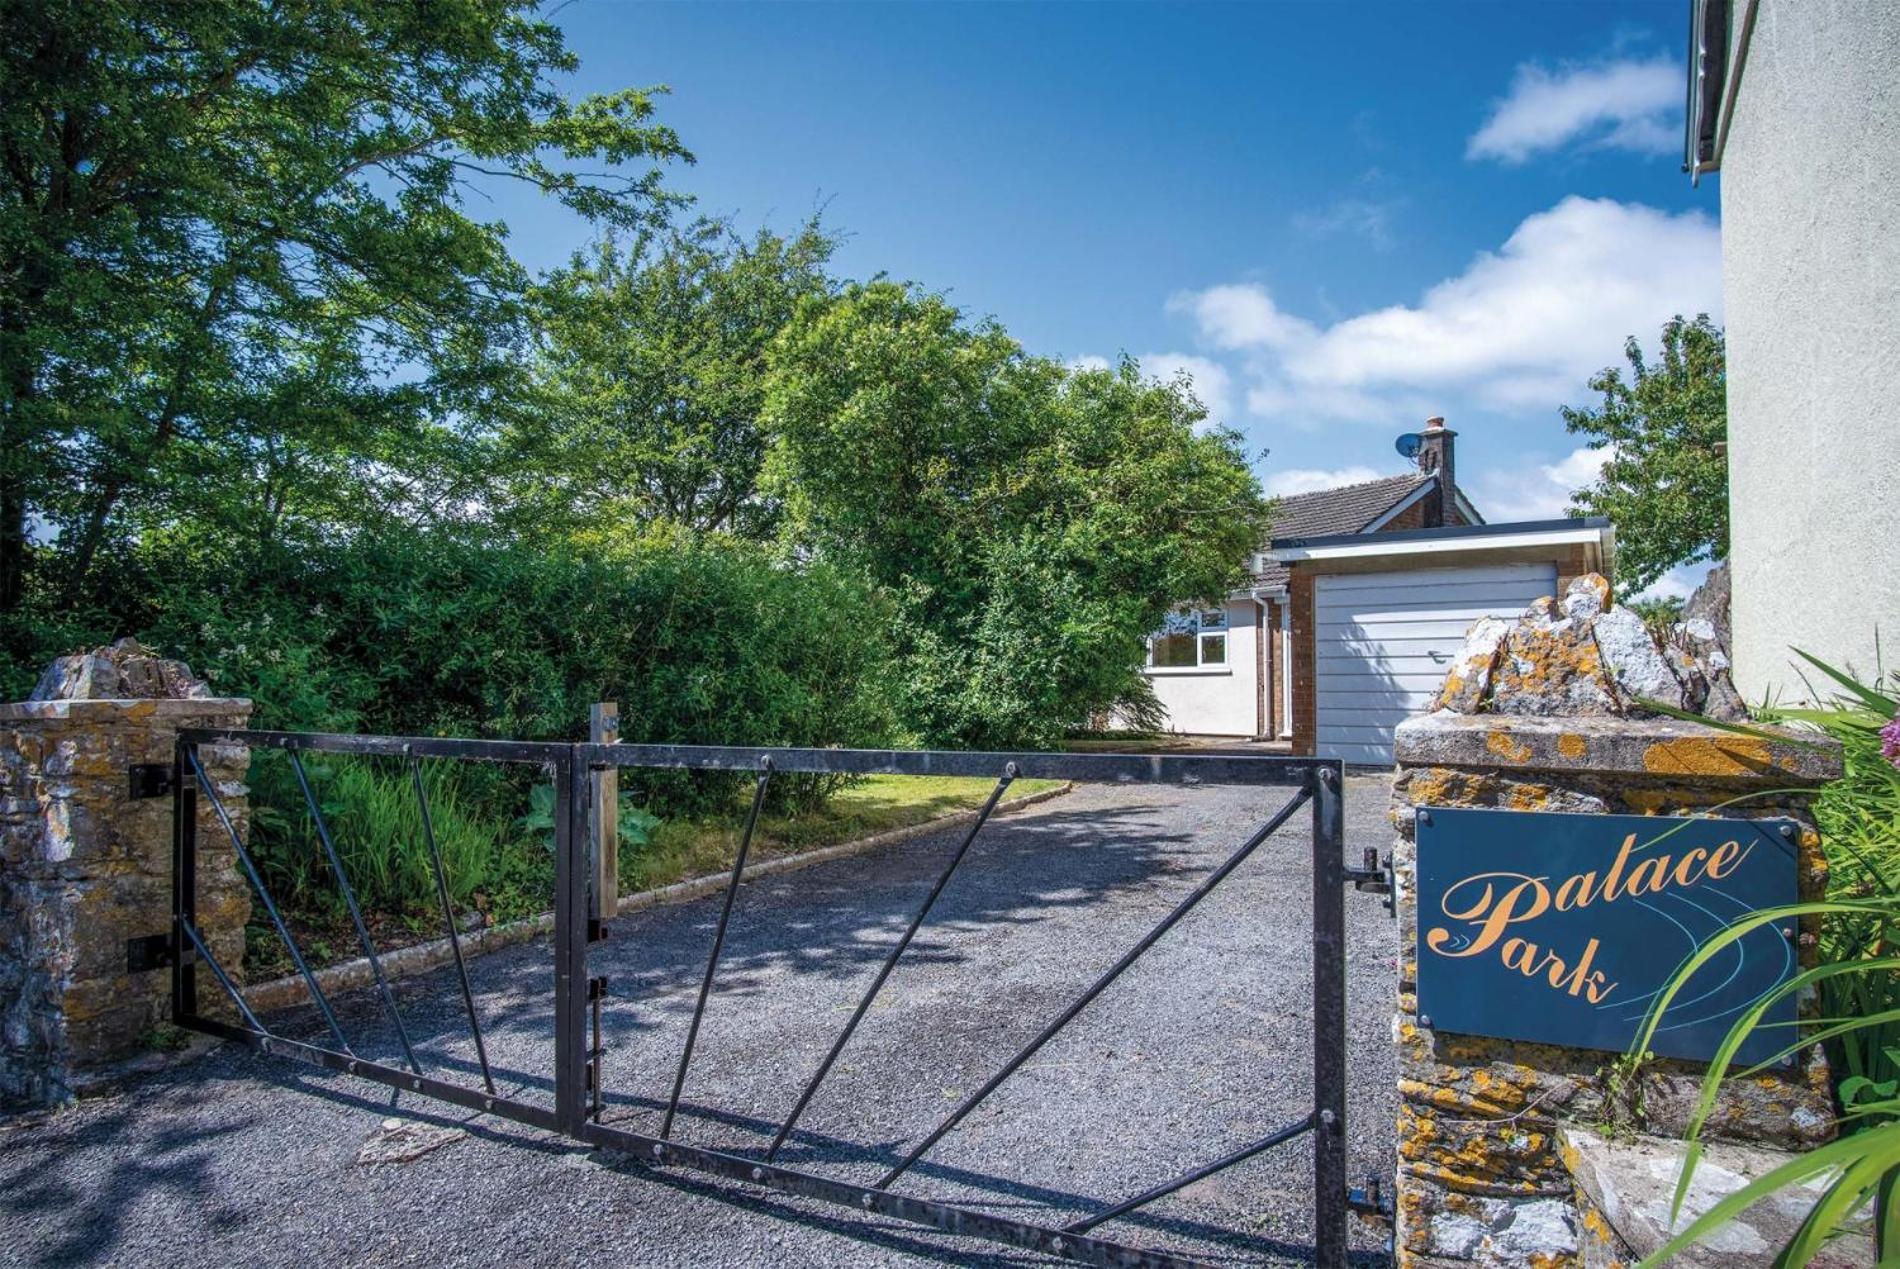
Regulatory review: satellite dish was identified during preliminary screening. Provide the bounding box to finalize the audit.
[1395,432,1424,460]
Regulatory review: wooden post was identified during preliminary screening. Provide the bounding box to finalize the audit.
[590,702,619,924]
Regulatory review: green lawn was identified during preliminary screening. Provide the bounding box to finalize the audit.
[624,774,1064,892]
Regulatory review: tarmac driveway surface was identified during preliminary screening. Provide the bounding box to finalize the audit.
[1,773,1398,1268]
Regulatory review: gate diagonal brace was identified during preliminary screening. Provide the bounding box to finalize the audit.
[164,731,1359,1269]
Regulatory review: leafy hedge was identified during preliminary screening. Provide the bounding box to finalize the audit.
[10,527,898,819]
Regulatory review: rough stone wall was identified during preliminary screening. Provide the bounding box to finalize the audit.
[1388,577,1839,1267]
[0,692,252,1107]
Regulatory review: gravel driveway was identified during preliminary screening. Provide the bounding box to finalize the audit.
[1,773,1398,1268]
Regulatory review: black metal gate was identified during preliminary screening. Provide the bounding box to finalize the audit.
[160,728,1387,1267]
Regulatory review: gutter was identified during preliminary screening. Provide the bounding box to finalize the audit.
[1269,518,1611,563]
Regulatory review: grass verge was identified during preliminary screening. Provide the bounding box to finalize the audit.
[246,774,1062,978]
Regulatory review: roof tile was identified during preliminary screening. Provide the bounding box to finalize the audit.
[1251,472,1432,591]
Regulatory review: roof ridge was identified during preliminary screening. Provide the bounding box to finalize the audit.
[1275,470,1426,503]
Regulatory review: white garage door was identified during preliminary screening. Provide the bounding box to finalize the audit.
[1315,563,1557,766]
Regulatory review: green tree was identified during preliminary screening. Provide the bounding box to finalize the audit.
[763,282,1269,747]
[511,219,836,541]
[1563,315,1728,594]
[0,0,687,615]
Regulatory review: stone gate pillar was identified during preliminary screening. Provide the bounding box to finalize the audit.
[0,641,251,1107]
[1387,578,1840,1267]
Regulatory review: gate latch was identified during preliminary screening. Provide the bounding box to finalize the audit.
[1343,847,1397,917]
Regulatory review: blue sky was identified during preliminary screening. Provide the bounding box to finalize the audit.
[513,1,1722,596]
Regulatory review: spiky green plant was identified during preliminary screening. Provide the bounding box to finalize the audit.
[1631,651,1899,1265]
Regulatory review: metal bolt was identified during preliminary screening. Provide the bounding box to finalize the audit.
[1417,809,1432,827]
[483,1098,495,1112]
[861,1193,876,1209]
[411,1078,422,1091]
[651,1143,665,1159]
[751,1166,765,1181]
[1049,1237,1066,1255]
[1781,927,1797,940]
[1320,1109,1337,1129]
[1779,823,1796,839]
[346,1060,358,1074]
[1419,1015,1434,1029]
[1004,761,1019,779]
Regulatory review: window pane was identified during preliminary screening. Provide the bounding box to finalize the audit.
[1152,633,1199,667]
[1200,634,1227,665]
[1161,610,1200,636]
[1199,608,1229,632]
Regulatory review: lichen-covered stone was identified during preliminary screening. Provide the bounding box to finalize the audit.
[1560,1125,1875,1268]
[1488,607,1621,716]
[1,658,250,1108]
[1682,563,1732,654]
[1437,617,1513,713]
[1593,608,1687,713]
[1562,574,1611,621]
[31,638,210,703]
[1395,714,1840,785]
[1389,709,1837,1267]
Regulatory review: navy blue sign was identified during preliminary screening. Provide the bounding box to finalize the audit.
[1415,808,1798,1064]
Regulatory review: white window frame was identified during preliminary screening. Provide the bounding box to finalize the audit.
[1146,607,1231,674]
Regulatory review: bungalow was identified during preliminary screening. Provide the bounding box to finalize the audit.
[1144,419,1614,764]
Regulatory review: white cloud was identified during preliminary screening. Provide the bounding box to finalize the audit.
[1467,444,1611,522]
[1264,466,1389,497]
[1292,197,1400,252]
[1137,352,1235,425]
[1167,284,1316,353]
[1067,354,1112,372]
[1468,56,1681,163]
[1169,197,1720,427]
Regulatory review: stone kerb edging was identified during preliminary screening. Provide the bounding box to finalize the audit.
[241,781,1073,1015]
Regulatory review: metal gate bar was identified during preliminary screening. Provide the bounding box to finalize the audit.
[766,763,1017,1161]
[875,782,1315,1191]
[166,729,1358,1268]
[660,762,772,1139]
[289,750,422,1076]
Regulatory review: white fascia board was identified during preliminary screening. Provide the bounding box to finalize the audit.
[1451,487,1485,526]
[1269,524,1607,564]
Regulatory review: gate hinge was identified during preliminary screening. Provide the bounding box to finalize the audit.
[1343,847,1397,917]
[126,932,176,973]
[1347,1171,1394,1227]
[128,763,175,800]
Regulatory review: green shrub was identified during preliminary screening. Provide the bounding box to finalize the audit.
[120,529,898,816]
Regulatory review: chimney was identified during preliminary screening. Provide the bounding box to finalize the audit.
[1417,416,1456,527]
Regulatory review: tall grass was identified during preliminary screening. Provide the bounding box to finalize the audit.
[250,752,511,920]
